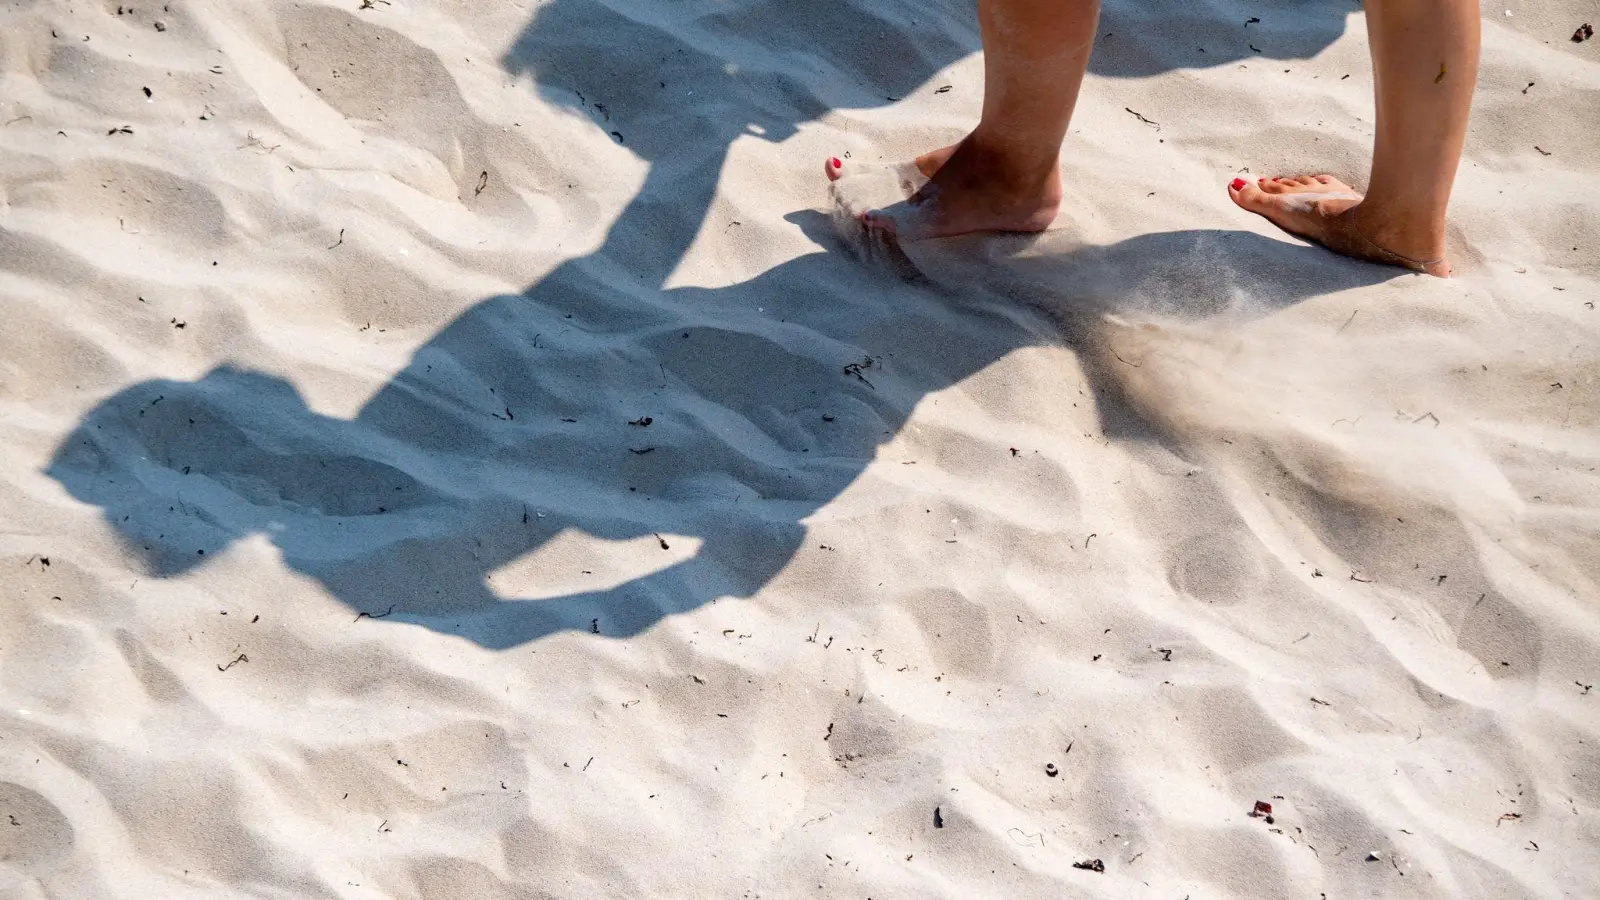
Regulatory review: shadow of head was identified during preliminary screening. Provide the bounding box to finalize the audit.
[499,0,977,161]
[1092,0,1354,78]
[46,366,442,578]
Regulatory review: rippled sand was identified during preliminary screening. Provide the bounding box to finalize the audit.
[1,1,1596,897]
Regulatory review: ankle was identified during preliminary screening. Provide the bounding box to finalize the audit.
[957,129,1061,189]
[1350,202,1446,259]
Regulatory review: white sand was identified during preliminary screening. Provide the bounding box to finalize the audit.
[3,1,1598,897]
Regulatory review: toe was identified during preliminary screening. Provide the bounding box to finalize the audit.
[1293,175,1318,186]
[861,208,897,235]
[862,197,944,241]
[1228,177,1254,204]
[1313,174,1334,184]
[1258,178,1287,194]
[824,156,844,182]
[1232,184,1271,212]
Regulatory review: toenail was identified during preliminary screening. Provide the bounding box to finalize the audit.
[1230,178,1247,191]
[829,157,841,169]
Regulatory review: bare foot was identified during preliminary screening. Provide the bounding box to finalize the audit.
[826,135,1062,241]
[823,143,958,185]
[1228,175,1451,277]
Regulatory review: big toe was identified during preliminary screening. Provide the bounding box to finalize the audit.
[824,156,844,182]
[1228,177,1273,212]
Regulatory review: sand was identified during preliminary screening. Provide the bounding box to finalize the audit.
[2,0,1598,897]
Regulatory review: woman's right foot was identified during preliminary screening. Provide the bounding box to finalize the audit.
[826,135,1062,241]
[823,142,960,184]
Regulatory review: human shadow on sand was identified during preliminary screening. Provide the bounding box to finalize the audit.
[45,0,1383,649]
[1090,0,1354,78]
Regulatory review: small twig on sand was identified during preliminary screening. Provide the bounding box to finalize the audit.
[1124,107,1160,129]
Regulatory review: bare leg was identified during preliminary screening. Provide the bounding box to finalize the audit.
[828,0,1099,239]
[1230,0,1479,276]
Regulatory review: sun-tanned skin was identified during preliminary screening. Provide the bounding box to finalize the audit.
[828,0,1478,277]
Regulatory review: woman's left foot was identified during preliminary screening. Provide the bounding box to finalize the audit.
[1229,174,1451,277]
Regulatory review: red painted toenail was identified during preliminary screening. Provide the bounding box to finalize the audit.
[829,157,842,169]
[1230,178,1247,191]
